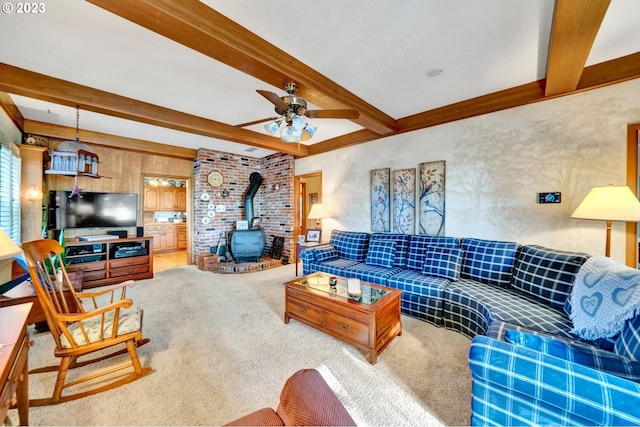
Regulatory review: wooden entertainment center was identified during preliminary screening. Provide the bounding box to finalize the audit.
[65,236,154,288]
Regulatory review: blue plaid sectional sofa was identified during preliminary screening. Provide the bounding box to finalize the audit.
[300,230,640,425]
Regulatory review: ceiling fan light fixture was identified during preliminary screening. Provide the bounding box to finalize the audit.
[264,120,280,135]
[304,123,317,138]
[280,125,302,143]
[292,115,306,130]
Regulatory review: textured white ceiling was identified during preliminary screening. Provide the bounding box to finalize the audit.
[1,0,639,157]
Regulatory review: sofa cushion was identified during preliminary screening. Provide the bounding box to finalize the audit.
[422,246,463,280]
[442,278,574,339]
[511,244,589,311]
[61,305,142,348]
[387,269,450,324]
[343,262,403,286]
[370,233,410,267]
[406,235,459,271]
[312,245,339,262]
[505,330,640,382]
[329,230,370,262]
[460,238,519,287]
[615,316,640,362]
[488,320,619,352]
[365,240,397,268]
[305,258,360,277]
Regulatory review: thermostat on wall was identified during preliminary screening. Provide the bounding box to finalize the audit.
[538,192,561,203]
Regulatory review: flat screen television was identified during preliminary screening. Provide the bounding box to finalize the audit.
[47,191,138,230]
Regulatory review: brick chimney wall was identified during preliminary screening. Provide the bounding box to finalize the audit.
[193,148,294,261]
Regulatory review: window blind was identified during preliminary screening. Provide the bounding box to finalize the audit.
[0,144,21,242]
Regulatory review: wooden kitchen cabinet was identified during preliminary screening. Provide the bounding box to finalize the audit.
[145,224,178,252]
[175,187,187,211]
[144,186,186,211]
[144,187,160,211]
[160,188,176,210]
[177,224,187,249]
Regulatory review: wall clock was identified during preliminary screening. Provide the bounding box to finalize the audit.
[207,171,224,187]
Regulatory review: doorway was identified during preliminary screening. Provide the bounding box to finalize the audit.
[625,122,640,267]
[142,174,193,266]
[294,172,322,243]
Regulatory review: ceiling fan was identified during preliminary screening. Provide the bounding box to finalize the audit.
[235,81,360,142]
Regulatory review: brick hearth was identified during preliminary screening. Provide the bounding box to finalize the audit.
[218,257,284,273]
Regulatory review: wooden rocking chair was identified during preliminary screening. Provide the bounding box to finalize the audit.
[21,239,152,406]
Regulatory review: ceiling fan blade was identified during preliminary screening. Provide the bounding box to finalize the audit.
[256,90,290,111]
[306,109,360,119]
[233,117,279,128]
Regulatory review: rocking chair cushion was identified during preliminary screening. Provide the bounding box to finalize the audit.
[60,306,142,349]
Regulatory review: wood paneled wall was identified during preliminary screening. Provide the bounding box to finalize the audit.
[45,143,194,239]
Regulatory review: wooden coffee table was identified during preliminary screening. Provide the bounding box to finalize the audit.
[284,272,402,364]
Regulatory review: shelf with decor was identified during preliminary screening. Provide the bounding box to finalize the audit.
[45,149,102,178]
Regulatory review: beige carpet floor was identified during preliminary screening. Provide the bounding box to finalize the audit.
[7,263,472,426]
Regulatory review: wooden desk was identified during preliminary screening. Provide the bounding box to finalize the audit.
[0,303,32,425]
[0,273,82,325]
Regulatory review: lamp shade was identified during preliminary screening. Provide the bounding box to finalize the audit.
[0,228,22,285]
[0,228,22,260]
[307,203,330,220]
[571,185,640,222]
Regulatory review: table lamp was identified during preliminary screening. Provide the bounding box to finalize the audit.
[570,185,640,257]
[307,203,330,227]
[0,228,23,285]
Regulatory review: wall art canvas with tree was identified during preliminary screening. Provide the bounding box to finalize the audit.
[418,161,446,236]
[392,168,416,234]
[370,168,390,232]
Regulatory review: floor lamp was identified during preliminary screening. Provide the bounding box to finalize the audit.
[570,185,640,257]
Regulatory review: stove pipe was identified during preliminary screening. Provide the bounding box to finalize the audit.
[244,172,263,221]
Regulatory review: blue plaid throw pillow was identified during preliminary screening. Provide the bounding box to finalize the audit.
[365,240,397,268]
[407,235,459,270]
[370,233,410,267]
[422,246,463,280]
[615,316,640,362]
[312,245,339,262]
[511,245,589,311]
[461,238,519,287]
[329,230,370,261]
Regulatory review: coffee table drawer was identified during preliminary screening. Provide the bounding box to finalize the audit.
[324,303,370,325]
[286,288,326,308]
[286,297,322,325]
[322,311,369,346]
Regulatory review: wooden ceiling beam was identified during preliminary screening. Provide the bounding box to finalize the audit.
[24,120,198,160]
[312,52,640,155]
[0,63,309,157]
[0,91,25,132]
[396,81,546,134]
[86,0,397,136]
[578,51,640,89]
[308,129,385,156]
[544,0,610,96]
